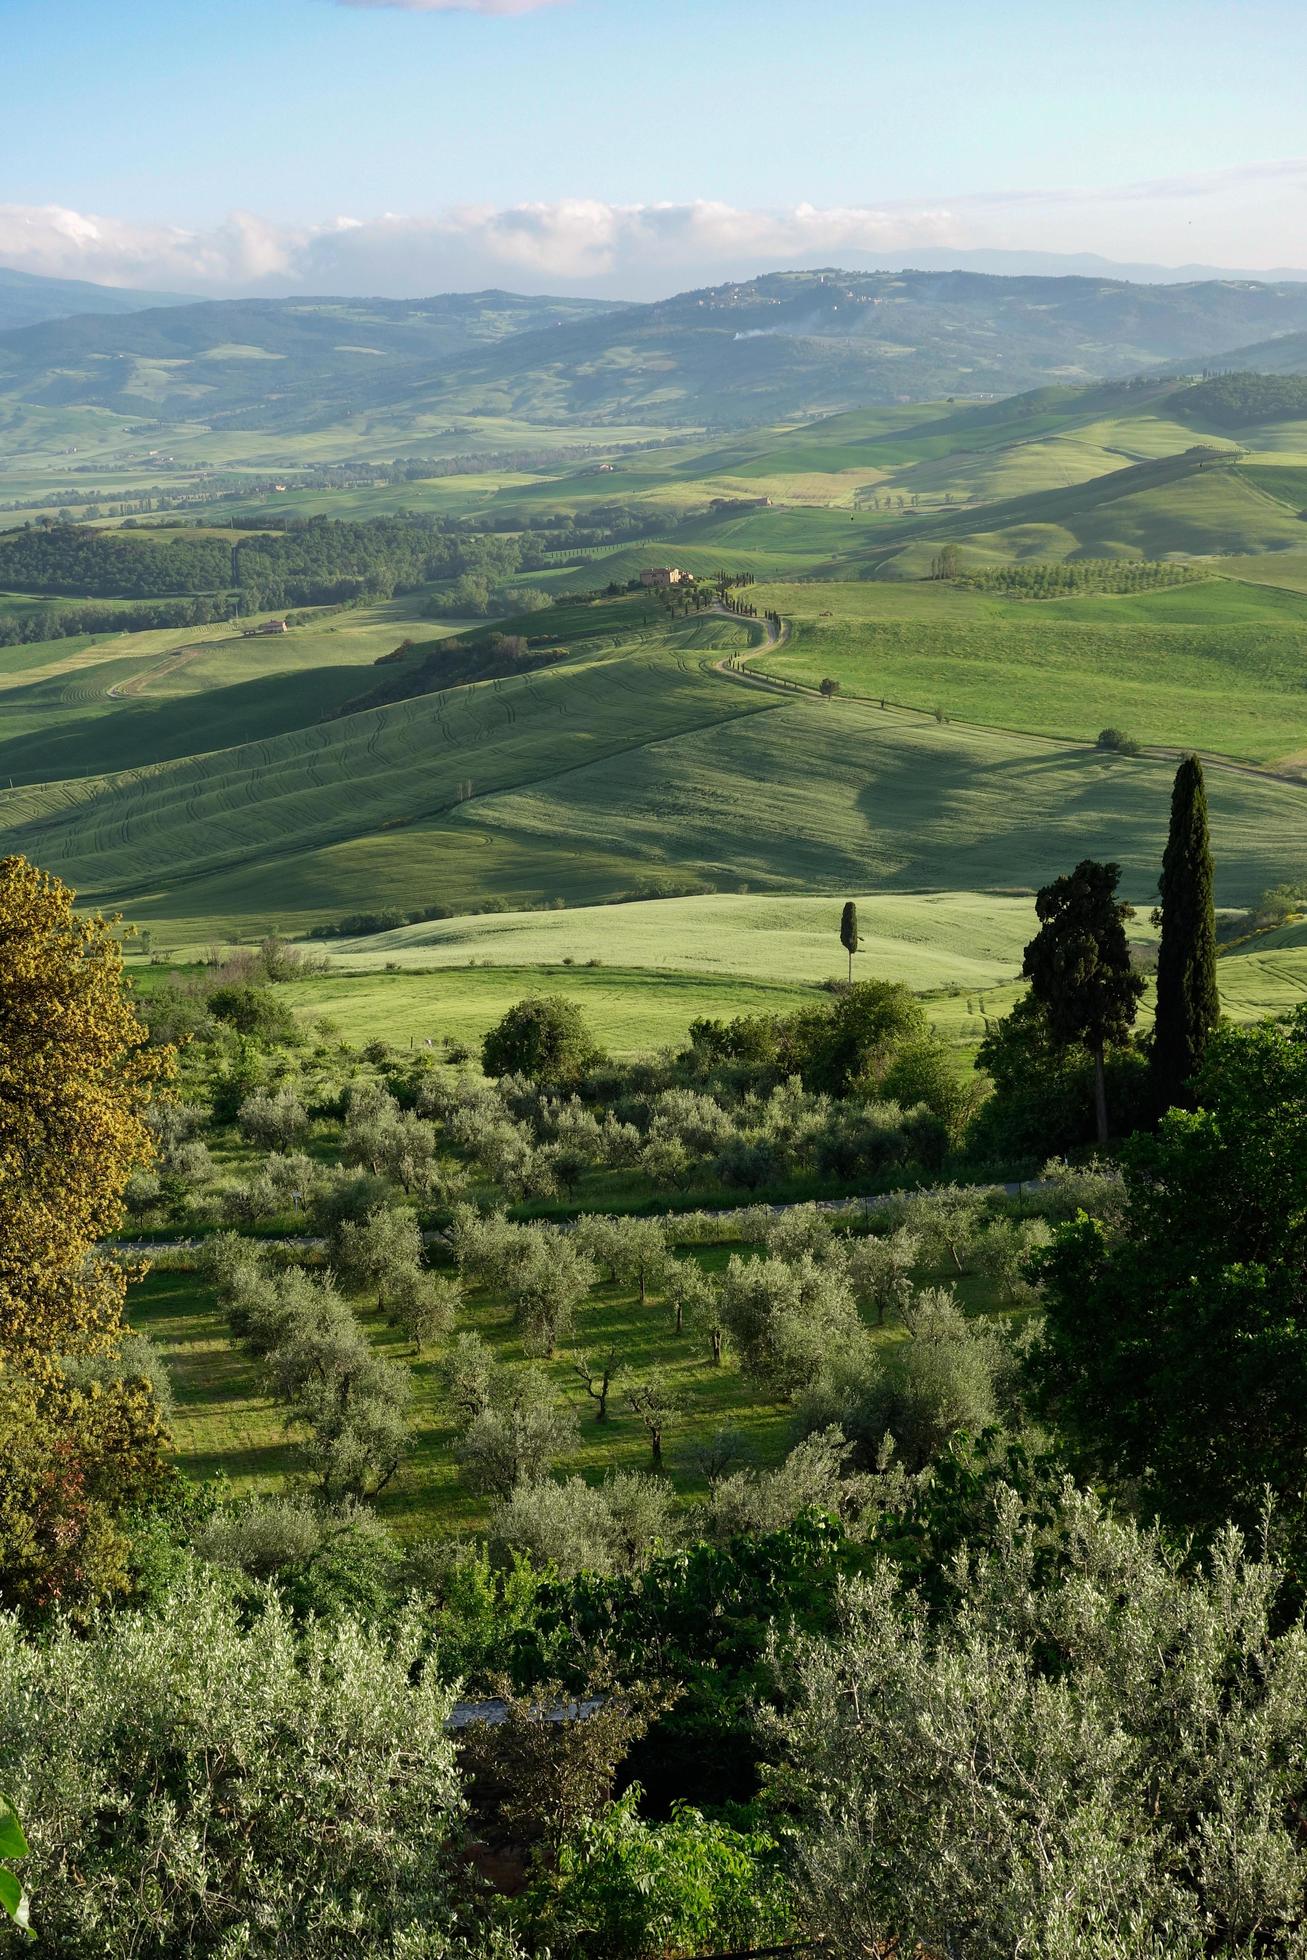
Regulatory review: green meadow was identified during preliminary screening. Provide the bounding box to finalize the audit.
[748,575,1307,766]
[5,367,1307,999]
[128,1237,1015,1538]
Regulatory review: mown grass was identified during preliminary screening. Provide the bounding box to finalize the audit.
[19,627,1300,942]
[0,618,772,918]
[0,602,449,786]
[128,1244,1007,1538]
[321,890,1038,991]
[472,673,1307,913]
[245,931,1307,1067]
[284,963,822,1057]
[748,576,1307,765]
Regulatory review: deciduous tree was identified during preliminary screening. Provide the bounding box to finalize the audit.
[1022,858,1144,1143]
[0,856,172,1616]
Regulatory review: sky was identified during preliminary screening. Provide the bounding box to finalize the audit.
[3,0,1307,298]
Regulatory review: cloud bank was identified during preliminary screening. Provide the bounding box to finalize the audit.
[1,165,1305,303]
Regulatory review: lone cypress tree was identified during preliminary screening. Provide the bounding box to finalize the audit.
[1023,858,1145,1144]
[840,901,859,982]
[1152,753,1219,1113]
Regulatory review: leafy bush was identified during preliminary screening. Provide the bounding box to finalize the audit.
[0,1578,464,1957]
[482,995,601,1087]
[777,1488,1307,1960]
[513,1787,791,1958]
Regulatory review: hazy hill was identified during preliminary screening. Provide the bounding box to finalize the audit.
[0,264,188,333]
[362,269,1307,429]
[0,289,622,428]
[1183,329,1307,380]
[6,269,1307,434]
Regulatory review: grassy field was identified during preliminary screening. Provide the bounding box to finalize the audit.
[747,576,1307,766]
[323,890,1039,989]
[6,378,1307,964]
[0,601,455,785]
[223,911,1304,1063]
[283,963,822,1056]
[9,610,1302,943]
[128,1239,1008,1537]
[859,452,1307,579]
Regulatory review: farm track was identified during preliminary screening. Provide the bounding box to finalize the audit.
[108,1174,1053,1260]
[106,633,244,699]
[721,603,1307,792]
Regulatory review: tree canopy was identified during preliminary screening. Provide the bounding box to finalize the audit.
[1031,1010,1307,1544]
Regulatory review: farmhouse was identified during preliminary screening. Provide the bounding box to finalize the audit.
[639,566,689,587]
[242,619,288,637]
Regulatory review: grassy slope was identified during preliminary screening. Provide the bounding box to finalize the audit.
[0,612,771,914]
[863,454,1307,577]
[323,890,1038,988]
[283,963,821,1057]
[0,603,449,785]
[11,620,1302,939]
[468,679,1307,913]
[220,899,1304,1061]
[748,576,1307,765]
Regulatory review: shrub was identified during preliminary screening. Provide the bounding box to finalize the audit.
[514,1786,791,1958]
[777,1490,1307,1960]
[0,1578,464,1957]
[206,983,300,1044]
[482,995,601,1087]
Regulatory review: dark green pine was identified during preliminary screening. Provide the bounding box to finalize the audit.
[1152,754,1219,1112]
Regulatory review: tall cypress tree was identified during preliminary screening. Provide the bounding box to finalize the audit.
[840,901,859,983]
[1152,754,1219,1114]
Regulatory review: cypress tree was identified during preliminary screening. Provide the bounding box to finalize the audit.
[840,901,859,983]
[1152,753,1219,1113]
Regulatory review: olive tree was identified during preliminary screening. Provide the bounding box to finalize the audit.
[625,1371,683,1467]
[0,1577,465,1957]
[847,1226,920,1326]
[502,1228,597,1357]
[717,1253,866,1400]
[453,1366,578,1498]
[775,1490,1307,1960]
[333,1203,426,1315]
[237,1084,309,1151]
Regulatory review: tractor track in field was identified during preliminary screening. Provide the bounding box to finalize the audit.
[708,605,1307,791]
[108,1175,1054,1261]
[106,633,245,700]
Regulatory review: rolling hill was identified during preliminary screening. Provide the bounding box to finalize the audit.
[3,600,1303,943]
[0,264,188,333]
[8,268,1307,436]
[0,289,622,429]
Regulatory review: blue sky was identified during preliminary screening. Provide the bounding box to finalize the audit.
[3,0,1306,295]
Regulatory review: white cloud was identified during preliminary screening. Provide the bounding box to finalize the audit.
[1,165,1305,303]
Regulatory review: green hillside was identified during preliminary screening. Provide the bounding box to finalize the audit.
[858,449,1307,576]
[5,578,1305,945]
[8,270,1307,442]
[748,576,1307,765]
[0,265,189,332]
[0,289,620,428]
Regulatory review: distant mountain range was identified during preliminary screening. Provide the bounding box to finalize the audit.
[0,265,189,334]
[826,248,1307,286]
[3,266,1307,432]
